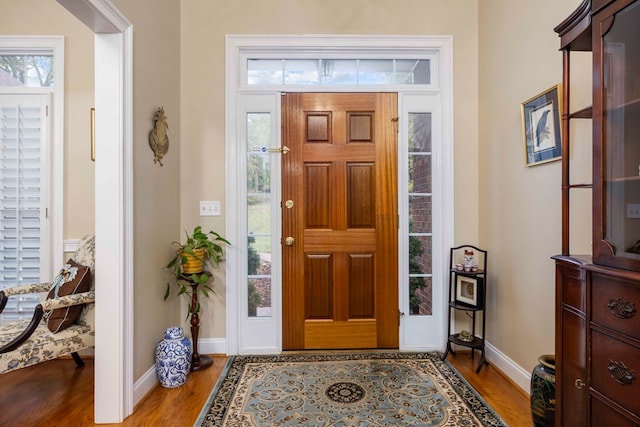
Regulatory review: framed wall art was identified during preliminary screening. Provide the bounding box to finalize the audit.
[455,274,484,308]
[521,84,562,166]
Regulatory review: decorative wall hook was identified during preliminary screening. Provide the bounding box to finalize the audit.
[149,107,169,166]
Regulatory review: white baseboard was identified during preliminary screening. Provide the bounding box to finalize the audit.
[63,239,80,253]
[133,365,158,407]
[198,337,227,355]
[400,344,443,352]
[485,340,531,394]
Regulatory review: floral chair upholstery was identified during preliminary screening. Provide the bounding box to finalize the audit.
[0,235,95,374]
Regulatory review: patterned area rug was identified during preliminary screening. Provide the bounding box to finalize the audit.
[195,352,507,427]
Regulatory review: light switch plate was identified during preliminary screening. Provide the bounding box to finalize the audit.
[627,203,640,219]
[200,201,221,216]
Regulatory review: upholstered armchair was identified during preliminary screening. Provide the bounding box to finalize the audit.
[0,234,95,374]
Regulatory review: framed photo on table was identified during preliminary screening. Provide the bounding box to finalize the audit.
[521,85,562,167]
[455,275,484,308]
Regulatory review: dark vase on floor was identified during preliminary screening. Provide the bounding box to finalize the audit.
[530,354,556,427]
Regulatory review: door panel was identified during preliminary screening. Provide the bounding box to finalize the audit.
[282,92,398,350]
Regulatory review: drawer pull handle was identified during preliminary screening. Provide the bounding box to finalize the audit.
[607,297,636,319]
[574,379,585,389]
[608,359,635,385]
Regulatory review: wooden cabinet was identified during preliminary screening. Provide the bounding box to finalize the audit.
[555,0,640,425]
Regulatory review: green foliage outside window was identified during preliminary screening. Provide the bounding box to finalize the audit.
[409,235,426,314]
[0,55,53,87]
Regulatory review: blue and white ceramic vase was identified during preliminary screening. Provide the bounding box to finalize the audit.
[155,326,192,388]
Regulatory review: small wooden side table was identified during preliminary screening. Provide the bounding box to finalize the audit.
[180,272,213,371]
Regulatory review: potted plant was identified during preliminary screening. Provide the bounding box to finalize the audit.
[165,226,230,315]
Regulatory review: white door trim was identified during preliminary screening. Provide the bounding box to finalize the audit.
[56,0,134,423]
[226,35,454,355]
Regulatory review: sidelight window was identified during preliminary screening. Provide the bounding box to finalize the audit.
[407,113,433,316]
[247,113,273,318]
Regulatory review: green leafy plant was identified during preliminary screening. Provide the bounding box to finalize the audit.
[247,282,263,316]
[165,226,230,315]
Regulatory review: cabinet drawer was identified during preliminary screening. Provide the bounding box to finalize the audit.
[555,257,588,312]
[591,397,640,427]
[561,270,586,312]
[592,274,640,340]
[592,0,617,13]
[591,330,640,415]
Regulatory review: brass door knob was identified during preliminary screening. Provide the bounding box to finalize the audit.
[284,237,294,246]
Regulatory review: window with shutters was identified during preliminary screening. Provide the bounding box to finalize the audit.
[0,93,50,320]
[0,36,62,321]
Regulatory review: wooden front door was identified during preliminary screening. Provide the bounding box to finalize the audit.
[281,93,398,350]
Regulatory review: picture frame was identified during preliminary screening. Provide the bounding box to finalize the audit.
[455,275,483,308]
[521,85,562,167]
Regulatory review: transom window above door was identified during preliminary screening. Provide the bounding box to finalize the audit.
[247,58,432,86]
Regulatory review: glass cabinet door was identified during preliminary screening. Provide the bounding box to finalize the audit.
[594,0,640,269]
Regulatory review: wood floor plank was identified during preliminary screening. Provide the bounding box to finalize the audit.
[447,351,533,426]
[0,352,531,426]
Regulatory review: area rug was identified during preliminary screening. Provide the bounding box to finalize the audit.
[195,352,507,426]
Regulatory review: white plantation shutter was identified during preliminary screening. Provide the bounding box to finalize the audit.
[0,94,50,320]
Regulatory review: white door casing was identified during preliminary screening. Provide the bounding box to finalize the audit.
[56,0,134,423]
[226,35,454,355]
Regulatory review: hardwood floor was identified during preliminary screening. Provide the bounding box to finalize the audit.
[0,351,531,426]
[447,351,532,426]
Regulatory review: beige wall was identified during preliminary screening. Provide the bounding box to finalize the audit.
[181,0,481,338]
[478,0,592,372]
[111,0,182,379]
